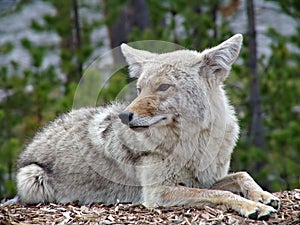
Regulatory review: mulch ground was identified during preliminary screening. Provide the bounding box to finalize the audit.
[0,189,299,225]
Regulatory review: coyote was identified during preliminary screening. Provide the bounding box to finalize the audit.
[17,34,280,220]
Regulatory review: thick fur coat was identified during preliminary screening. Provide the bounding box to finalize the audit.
[17,34,280,220]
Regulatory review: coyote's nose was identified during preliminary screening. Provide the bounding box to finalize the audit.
[118,111,134,125]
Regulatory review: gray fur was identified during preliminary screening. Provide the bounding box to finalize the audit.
[17,35,242,204]
[16,34,280,220]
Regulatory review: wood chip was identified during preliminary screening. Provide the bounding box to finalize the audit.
[0,189,299,224]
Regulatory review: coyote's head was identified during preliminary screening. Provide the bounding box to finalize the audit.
[119,34,242,132]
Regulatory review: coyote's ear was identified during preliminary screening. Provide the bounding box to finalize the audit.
[199,34,242,84]
[121,44,156,78]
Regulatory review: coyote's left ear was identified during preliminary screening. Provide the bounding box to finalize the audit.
[121,44,156,78]
[199,34,243,84]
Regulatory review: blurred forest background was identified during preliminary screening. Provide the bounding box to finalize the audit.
[0,0,299,200]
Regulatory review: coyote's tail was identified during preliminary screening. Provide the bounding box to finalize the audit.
[17,164,55,204]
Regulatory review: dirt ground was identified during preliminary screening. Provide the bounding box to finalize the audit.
[1,189,299,225]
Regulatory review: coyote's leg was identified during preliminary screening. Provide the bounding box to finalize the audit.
[143,185,277,220]
[211,172,280,210]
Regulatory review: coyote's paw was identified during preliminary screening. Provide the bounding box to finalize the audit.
[239,201,277,220]
[248,190,280,210]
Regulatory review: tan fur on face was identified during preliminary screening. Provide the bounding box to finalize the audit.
[125,95,159,116]
[126,64,175,117]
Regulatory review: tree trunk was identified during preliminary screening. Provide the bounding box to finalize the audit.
[247,0,264,149]
[72,0,82,80]
[103,0,150,64]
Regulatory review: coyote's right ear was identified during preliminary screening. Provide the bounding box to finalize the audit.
[121,44,156,78]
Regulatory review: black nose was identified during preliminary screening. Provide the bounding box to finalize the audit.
[118,111,134,125]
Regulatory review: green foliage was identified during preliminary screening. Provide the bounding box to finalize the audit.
[231,22,300,191]
[0,138,20,198]
[132,0,232,49]
[262,29,300,190]
[0,0,103,199]
[98,70,128,104]
[0,42,61,199]
[103,0,128,26]
[0,42,14,54]
[267,0,300,18]
[73,68,105,108]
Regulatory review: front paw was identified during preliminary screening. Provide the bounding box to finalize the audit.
[248,190,280,210]
[239,201,277,220]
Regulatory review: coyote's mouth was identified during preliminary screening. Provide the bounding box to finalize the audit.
[129,125,149,132]
[128,114,172,132]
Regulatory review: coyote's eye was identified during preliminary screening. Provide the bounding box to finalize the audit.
[156,84,172,92]
[137,87,141,94]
